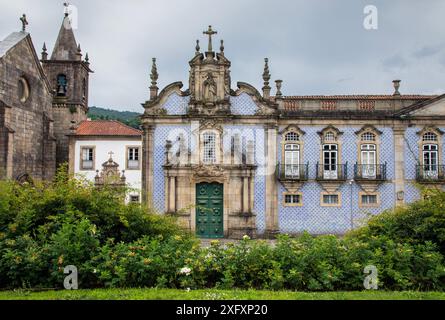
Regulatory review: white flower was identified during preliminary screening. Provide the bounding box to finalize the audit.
[186,287,191,292]
[180,266,191,275]
[93,269,97,274]
[242,235,250,240]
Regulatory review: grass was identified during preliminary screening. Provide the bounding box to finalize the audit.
[0,288,444,300]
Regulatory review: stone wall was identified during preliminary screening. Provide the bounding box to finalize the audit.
[0,35,55,180]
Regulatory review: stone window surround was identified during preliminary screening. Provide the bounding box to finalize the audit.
[355,126,382,166]
[126,145,141,170]
[80,146,95,171]
[358,191,380,208]
[282,191,303,207]
[280,125,305,169]
[417,126,443,166]
[320,191,342,207]
[318,126,343,168]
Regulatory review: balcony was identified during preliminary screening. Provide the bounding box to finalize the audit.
[316,163,348,181]
[416,165,445,183]
[276,163,309,181]
[354,163,387,181]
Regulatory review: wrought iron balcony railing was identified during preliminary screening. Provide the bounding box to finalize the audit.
[276,163,309,181]
[354,163,387,181]
[316,163,348,181]
[416,164,445,182]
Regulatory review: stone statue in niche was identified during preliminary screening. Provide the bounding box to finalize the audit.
[203,72,217,103]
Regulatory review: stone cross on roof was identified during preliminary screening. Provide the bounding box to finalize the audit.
[63,2,70,16]
[108,151,114,159]
[203,25,217,52]
[20,14,28,32]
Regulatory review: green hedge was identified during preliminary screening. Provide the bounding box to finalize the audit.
[0,170,444,291]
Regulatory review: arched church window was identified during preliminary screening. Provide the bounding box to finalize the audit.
[57,74,67,97]
[18,77,30,103]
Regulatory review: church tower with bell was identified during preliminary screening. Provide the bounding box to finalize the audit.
[41,4,93,168]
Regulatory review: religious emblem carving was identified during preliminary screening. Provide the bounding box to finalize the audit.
[203,72,217,103]
[193,164,224,177]
[94,152,126,187]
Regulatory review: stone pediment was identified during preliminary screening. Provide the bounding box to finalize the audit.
[94,155,126,187]
[397,94,445,118]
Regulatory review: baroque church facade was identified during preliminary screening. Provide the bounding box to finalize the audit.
[0,12,91,181]
[141,26,445,239]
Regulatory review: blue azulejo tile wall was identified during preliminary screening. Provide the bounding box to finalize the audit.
[162,93,190,115]
[230,93,258,115]
[222,125,266,233]
[276,125,396,234]
[153,124,191,212]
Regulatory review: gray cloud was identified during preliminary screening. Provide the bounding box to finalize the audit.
[1,0,445,111]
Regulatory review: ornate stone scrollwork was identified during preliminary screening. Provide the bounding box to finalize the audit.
[193,164,225,177]
[95,153,126,187]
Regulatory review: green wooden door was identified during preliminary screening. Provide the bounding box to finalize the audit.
[196,183,224,238]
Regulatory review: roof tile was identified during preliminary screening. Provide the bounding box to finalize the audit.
[75,120,142,136]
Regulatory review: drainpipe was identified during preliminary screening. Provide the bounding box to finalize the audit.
[349,179,354,230]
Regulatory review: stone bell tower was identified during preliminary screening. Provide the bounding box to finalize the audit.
[188,26,231,115]
[42,6,92,168]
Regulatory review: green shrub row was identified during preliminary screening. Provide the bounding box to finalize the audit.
[0,169,444,291]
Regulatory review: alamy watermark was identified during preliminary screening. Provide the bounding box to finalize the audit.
[63,265,78,290]
[363,265,378,290]
[363,5,378,30]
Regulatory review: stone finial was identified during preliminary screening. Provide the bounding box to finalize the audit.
[84,52,90,64]
[220,40,224,55]
[41,42,48,60]
[76,43,82,61]
[63,2,70,17]
[150,58,159,100]
[393,79,401,96]
[195,40,200,55]
[20,14,28,32]
[275,80,283,98]
[262,58,271,99]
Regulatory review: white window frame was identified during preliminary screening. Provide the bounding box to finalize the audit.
[284,144,300,178]
[360,144,377,178]
[80,146,95,171]
[422,144,438,179]
[323,144,338,179]
[126,146,140,170]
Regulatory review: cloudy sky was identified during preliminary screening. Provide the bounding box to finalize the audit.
[1,0,445,111]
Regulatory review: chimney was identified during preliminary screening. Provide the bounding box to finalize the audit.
[275,80,283,98]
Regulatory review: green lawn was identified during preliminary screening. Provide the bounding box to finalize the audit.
[0,289,444,300]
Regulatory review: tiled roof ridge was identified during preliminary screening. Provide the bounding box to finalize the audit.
[75,119,142,136]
